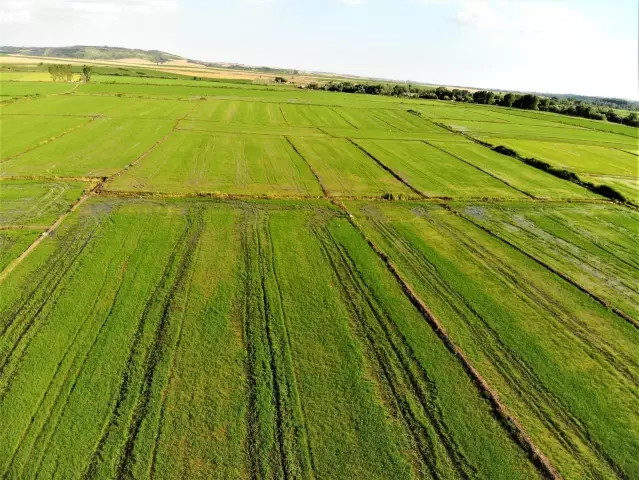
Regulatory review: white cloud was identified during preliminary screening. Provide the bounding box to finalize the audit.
[0,7,30,23]
[0,0,179,20]
[455,1,589,33]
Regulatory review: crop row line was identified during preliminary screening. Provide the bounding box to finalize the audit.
[333,199,561,480]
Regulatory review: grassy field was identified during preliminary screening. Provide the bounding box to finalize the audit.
[443,119,638,148]
[0,197,541,479]
[0,179,88,225]
[1,118,174,178]
[0,230,40,271]
[581,175,638,203]
[190,99,288,125]
[106,132,323,196]
[456,202,639,319]
[354,139,524,198]
[287,137,415,198]
[347,201,639,479]
[1,115,90,160]
[0,68,637,479]
[429,140,597,199]
[483,139,638,177]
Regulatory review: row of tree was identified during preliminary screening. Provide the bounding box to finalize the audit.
[47,64,93,83]
[305,81,639,127]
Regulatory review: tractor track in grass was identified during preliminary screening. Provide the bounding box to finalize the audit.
[23,220,144,479]
[0,117,97,164]
[2,218,143,479]
[345,138,425,198]
[148,210,204,479]
[114,209,204,480]
[264,216,316,480]
[240,208,313,480]
[449,205,639,330]
[334,201,561,480]
[312,222,476,480]
[0,218,101,402]
[364,202,630,477]
[82,211,198,479]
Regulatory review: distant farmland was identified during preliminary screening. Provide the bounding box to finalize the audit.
[0,62,638,480]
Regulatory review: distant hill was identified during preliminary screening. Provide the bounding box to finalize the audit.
[0,45,182,63]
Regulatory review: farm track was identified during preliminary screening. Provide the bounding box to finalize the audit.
[312,222,479,479]
[451,207,639,330]
[4,216,146,478]
[0,214,102,408]
[240,208,313,480]
[353,202,632,478]
[333,202,560,479]
[79,208,202,479]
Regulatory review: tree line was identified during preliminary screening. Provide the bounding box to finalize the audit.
[305,81,639,128]
[47,64,93,82]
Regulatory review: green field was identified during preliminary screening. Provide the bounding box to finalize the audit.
[287,137,415,197]
[354,139,524,198]
[346,201,639,479]
[429,140,597,199]
[0,69,637,479]
[1,115,90,160]
[190,99,289,125]
[0,179,87,225]
[483,138,638,176]
[1,118,174,178]
[456,202,639,319]
[444,119,638,148]
[0,230,39,271]
[0,198,541,479]
[106,132,323,196]
[581,175,639,203]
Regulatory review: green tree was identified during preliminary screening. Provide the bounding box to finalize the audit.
[81,65,93,83]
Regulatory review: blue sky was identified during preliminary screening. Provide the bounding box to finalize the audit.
[1,0,636,99]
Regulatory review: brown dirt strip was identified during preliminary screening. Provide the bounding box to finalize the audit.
[335,200,561,480]
[448,205,639,330]
[421,139,537,199]
[345,138,426,198]
[0,117,97,164]
[283,136,329,197]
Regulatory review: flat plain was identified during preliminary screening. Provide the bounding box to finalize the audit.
[0,67,638,480]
